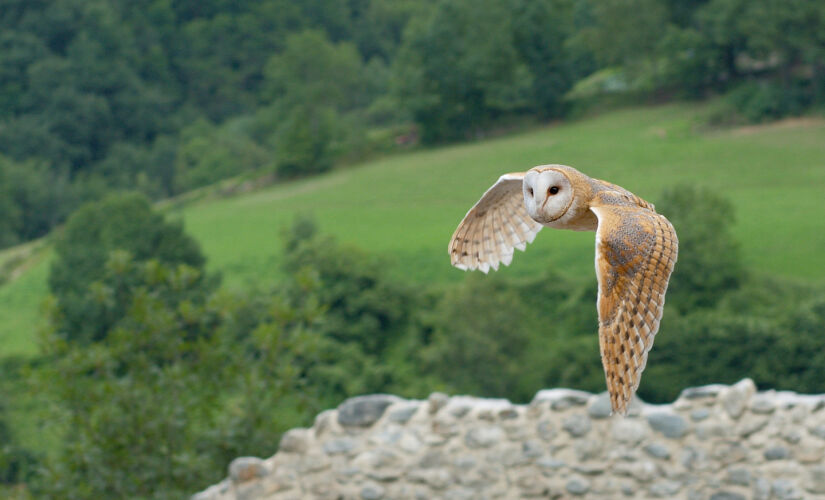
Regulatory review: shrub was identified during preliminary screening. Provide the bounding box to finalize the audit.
[721,80,814,124]
[655,185,744,312]
[48,193,209,343]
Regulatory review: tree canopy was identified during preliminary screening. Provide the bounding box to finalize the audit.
[1,0,822,249]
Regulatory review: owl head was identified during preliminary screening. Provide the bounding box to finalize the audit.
[522,166,578,225]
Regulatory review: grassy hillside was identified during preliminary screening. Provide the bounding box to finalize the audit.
[1,103,824,357]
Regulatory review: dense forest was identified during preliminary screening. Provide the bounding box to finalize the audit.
[1,0,825,498]
[1,0,824,247]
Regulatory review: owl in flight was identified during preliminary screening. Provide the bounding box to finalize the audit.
[448,165,678,415]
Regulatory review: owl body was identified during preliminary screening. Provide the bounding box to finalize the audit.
[448,165,678,415]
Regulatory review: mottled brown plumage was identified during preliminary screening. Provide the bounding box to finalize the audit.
[448,165,678,415]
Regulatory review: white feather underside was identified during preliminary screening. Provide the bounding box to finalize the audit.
[448,173,542,273]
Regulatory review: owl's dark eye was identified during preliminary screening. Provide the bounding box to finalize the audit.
[527,187,533,197]
[548,186,560,195]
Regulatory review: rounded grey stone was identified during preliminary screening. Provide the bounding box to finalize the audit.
[409,468,450,490]
[566,476,591,495]
[687,489,704,500]
[522,439,544,458]
[416,450,445,472]
[361,482,385,500]
[772,479,803,500]
[336,465,360,482]
[279,428,309,454]
[750,396,776,414]
[562,414,591,437]
[428,392,449,414]
[764,445,791,461]
[574,439,602,462]
[615,460,656,482]
[371,429,401,446]
[228,456,266,484]
[721,379,756,420]
[644,443,671,460]
[679,384,723,400]
[532,389,591,410]
[536,420,555,441]
[696,421,730,440]
[398,431,423,454]
[338,394,400,427]
[811,425,825,440]
[464,426,504,448]
[453,455,477,470]
[587,393,612,419]
[498,407,519,420]
[649,480,682,497]
[323,437,356,455]
[358,448,401,470]
[537,456,565,471]
[726,467,752,486]
[647,412,688,438]
[713,440,746,465]
[709,492,747,500]
[432,415,459,437]
[681,446,709,471]
[573,463,606,475]
[388,404,419,424]
[754,478,771,500]
[738,417,768,438]
[444,487,475,500]
[502,444,531,467]
[621,482,636,496]
[808,465,825,494]
[613,418,648,445]
[782,429,802,444]
[450,405,471,418]
[690,408,711,421]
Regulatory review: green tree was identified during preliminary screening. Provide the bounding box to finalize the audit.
[511,0,587,118]
[643,282,825,402]
[48,193,208,343]
[654,185,744,312]
[269,104,344,178]
[263,29,365,111]
[0,401,35,487]
[0,30,49,115]
[738,0,825,85]
[574,0,669,69]
[0,155,74,248]
[350,0,429,62]
[35,258,323,499]
[0,162,22,248]
[261,29,367,177]
[422,275,538,399]
[392,0,533,142]
[174,118,269,192]
[281,217,422,400]
[422,271,604,401]
[656,26,721,96]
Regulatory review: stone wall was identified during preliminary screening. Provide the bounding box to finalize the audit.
[193,379,825,500]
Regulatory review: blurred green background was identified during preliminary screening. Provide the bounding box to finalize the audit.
[0,0,823,497]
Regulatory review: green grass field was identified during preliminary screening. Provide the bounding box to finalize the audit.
[2,103,824,358]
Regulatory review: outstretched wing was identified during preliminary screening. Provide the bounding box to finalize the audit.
[591,204,678,415]
[448,173,542,273]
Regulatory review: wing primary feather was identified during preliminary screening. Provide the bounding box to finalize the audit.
[591,204,678,415]
[488,206,506,269]
[447,173,541,272]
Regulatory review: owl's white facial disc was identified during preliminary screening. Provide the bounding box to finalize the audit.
[523,169,574,225]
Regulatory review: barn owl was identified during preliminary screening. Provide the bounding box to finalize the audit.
[447,165,678,415]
